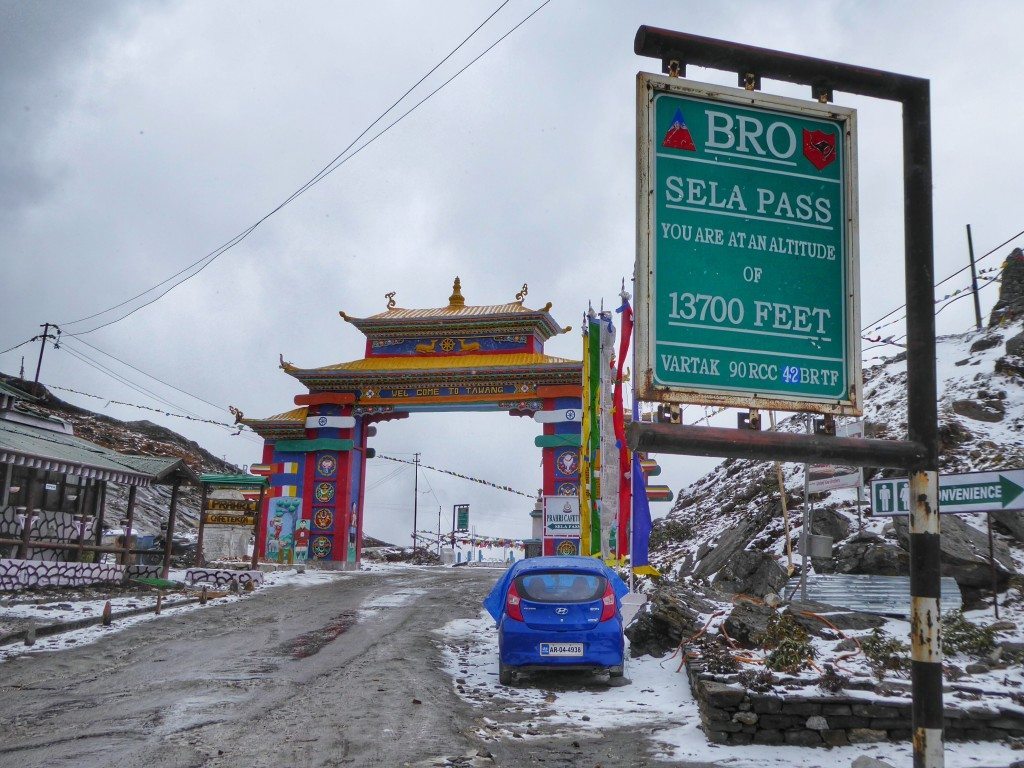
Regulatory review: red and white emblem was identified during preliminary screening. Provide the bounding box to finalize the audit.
[663,107,697,151]
[803,128,836,170]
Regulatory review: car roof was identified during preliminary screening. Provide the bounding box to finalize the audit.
[507,555,609,577]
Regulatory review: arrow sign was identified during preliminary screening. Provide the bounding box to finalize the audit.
[870,468,1024,516]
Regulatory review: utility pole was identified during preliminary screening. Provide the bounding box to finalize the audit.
[437,505,442,557]
[411,452,420,550]
[33,323,58,385]
[966,224,983,330]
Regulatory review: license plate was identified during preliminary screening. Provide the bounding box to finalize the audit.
[539,642,584,657]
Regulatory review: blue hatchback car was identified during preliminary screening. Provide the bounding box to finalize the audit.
[483,555,628,685]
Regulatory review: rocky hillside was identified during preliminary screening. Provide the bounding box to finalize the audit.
[3,377,240,534]
[647,250,1024,604]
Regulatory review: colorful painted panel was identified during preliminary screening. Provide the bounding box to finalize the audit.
[311,535,333,560]
[369,335,529,356]
[552,538,580,556]
[361,384,524,400]
[312,507,335,532]
[294,519,310,563]
[553,448,579,480]
[314,481,336,504]
[316,453,338,478]
[266,497,301,563]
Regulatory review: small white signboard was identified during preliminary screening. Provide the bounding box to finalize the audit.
[543,495,581,536]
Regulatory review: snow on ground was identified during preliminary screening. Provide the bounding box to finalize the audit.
[0,566,348,663]
[438,612,1024,767]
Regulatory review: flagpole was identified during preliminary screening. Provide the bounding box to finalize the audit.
[628,283,637,595]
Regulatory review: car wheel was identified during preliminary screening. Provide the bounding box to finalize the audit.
[499,663,515,686]
[608,664,625,678]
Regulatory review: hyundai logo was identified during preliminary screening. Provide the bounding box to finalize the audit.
[555,607,569,615]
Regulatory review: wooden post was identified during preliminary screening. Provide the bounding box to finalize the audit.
[194,482,209,568]
[17,469,39,559]
[161,478,181,580]
[75,513,91,563]
[94,480,107,547]
[120,484,137,566]
[250,484,265,571]
[72,478,87,562]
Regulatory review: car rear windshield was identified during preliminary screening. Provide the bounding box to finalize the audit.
[514,571,607,603]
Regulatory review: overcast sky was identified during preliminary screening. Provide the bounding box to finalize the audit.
[3,1,1023,546]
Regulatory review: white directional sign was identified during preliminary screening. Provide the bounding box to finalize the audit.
[305,415,356,430]
[870,469,1024,516]
[533,408,581,424]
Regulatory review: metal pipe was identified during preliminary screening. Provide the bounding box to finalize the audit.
[988,513,999,619]
[627,422,924,468]
[633,26,928,100]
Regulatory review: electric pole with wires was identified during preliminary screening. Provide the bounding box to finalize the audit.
[32,323,60,384]
[411,452,420,550]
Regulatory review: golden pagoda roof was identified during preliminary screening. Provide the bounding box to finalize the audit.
[245,406,307,424]
[312,353,578,373]
[338,277,567,338]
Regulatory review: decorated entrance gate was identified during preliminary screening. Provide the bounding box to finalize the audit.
[240,279,583,566]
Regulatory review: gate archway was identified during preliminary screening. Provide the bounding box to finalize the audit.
[241,278,582,567]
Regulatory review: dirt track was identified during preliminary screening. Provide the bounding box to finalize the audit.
[0,567,708,768]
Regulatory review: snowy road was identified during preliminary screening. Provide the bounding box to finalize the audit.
[0,566,714,768]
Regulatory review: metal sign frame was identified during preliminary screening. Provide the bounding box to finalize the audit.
[636,74,862,415]
[626,27,942,768]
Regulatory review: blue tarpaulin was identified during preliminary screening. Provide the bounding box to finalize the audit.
[482,555,629,625]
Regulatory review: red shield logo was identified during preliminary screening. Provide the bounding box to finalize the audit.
[803,129,836,170]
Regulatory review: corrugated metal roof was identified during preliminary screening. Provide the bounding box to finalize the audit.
[314,353,580,373]
[116,454,198,483]
[0,380,37,402]
[0,419,181,484]
[785,574,962,617]
[199,473,269,487]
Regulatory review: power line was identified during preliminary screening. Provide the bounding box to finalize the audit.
[58,0,546,336]
[0,337,37,357]
[861,226,1024,333]
[68,335,229,415]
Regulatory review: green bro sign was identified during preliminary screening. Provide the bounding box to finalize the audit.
[635,74,861,414]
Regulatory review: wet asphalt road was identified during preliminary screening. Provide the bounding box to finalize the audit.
[0,567,708,768]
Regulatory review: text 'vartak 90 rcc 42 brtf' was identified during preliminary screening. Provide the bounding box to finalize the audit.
[634,73,862,415]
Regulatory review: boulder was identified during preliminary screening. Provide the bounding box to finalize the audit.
[693,506,772,581]
[624,582,717,657]
[1006,330,1024,357]
[991,509,1024,545]
[969,334,1003,353]
[988,248,1024,326]
[816,533,909,576]
[723,601,776,648]
[712,550,787,598]
[892,515,1016,588]
[810,507,851,542]
[785,599,886,631]
[951,398,1005,423]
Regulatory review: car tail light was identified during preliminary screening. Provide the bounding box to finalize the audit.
[599,582,616,622]
[506,582,524,622]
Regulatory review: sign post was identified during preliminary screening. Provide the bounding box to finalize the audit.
[636,73,860,414]
[629,27,940,768]
[871,469,1024,619]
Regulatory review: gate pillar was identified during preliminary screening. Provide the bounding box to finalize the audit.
[535,387,583,556]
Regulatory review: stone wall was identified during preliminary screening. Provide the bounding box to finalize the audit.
[185,568,264,588]
[688,660,1024,745]
[0,558,123,591]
